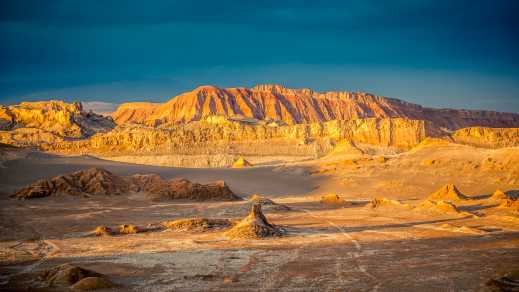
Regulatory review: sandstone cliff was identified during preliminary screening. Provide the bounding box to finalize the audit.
[43,117,430,158]
[451,127,519,148]
[111,84,519,130]
[0,100,115,146]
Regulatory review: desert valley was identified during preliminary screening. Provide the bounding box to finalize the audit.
[0,84,518,291]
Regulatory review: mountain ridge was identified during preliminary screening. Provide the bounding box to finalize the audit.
[111,84,519,130]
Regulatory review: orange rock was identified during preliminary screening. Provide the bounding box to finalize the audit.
[232,157,252,168]
[111,84,519,130]
[427,184,468,202]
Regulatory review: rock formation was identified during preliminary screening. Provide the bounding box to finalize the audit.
[320,194,350,205]
[11,167,128,199]
[39,263,113,289]
[119,224,139,234]
[416,200,462,214]
[93,226,113,236]
[232,157,253,168]
[42,117,430,158]
[11,167,240,201]
[225,204,282,239]
[133,177,240,201]
[490,189,509,201]
[112,84,519,130]
[498,199,519,212]
[451,127,519,148]
[248,194,291,211]
[368,197,409,209]
[426,184,468,202]
[0,100,114,144]
[161,218,232,231]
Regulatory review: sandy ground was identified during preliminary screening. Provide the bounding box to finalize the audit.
[1,143,518,291]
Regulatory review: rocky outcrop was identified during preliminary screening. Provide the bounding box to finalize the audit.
[451,127,519,148]
[112,84,519,130]
[416,200,462,214]
[0,100,115,137]
[426,184,468,202]
[11,168,128,199]
[39,263,112,288]
[135,177,240,201]
[248,194,291,211]
[161,218,233,231]
[0,100,115,146]
[43,118,431,159]
[368,197,410,209]
[11,167,239,201]
[232,157,252,168]
[225,204,282,239]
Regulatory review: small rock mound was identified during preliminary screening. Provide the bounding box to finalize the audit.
[139,178,241,201]
[11,167,128,199]
[119,224,139,234]
[162,218,232,231]
[498,199,519,212]
[427,184,468,202]
[39,263,109,288]
[368,197,409,209]
[320,194,350,205]
[490,189,517,203]
[225,204,282,239]
[490,189,508,201]
[249,194,291,211]
[93,226,113,236]
[70,276,115,291]
[232,157,253,168]
[417,200,461,214]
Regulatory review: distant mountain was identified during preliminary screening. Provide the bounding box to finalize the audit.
[111,84,519,130]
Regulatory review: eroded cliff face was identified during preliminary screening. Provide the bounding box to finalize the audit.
[43,117,430,158]
[0,100,115,146]
[451,127,519,148]
[111,84,519,130]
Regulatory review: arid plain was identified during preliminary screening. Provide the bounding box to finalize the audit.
[1,85,518,291]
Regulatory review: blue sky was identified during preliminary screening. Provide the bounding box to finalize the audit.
[1,0,518,112]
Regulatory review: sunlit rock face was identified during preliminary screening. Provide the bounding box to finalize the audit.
[42,118,431,157]
[0,100,115,146]
[451,127,519,148]
[111,84,519,129]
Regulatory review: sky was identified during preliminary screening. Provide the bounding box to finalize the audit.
[1,0,519,113]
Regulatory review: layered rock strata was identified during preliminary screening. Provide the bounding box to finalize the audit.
[43,117,431,158]
[112,84,519,130]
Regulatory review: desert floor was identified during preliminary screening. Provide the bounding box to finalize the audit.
[1,143,518,291]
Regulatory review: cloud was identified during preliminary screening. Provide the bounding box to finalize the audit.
[81,101,119,114]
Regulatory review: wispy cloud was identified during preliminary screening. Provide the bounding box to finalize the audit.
[82,101,119,114]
